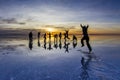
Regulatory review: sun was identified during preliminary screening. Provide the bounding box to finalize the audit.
[47,28,54,32]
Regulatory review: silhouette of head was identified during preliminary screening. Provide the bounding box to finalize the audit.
[81,24,88,30]
[80,24,89,35]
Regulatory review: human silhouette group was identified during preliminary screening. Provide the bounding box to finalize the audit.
[28,24,92,53]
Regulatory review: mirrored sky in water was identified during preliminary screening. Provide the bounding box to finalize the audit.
[0,35,120,80]
[0,35,120,57]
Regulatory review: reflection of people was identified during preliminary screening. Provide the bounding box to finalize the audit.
[43,33,46,42]
[59,32,62,40]
[80,55,92,80]
[59,36,62,49]
[80,24,92,52]
[48,33,52,50]
[73,35,77,41]
[63,39,70,53]
[64,30,70,39]
[54,42,58,49]
[43,33,47,49]
[73,35,77,48]
[44,40,46,49]
[29,40,33,50]
[48,40,52,50]
[73,40,77,48]
[38,40,40,47]
[29,32,33,50]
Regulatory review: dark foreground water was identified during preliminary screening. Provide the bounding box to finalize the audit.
[0,35,120,80]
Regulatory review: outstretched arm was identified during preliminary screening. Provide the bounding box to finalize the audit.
[87,25,89,28]
[80,24,83,28]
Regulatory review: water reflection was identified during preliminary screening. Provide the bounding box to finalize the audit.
[38,32,41,47]
[48,32,52,50]
[28,33,78,52]
[3,30,120,80]
[29,32,33,50]
[29,40,33,50]
[59,32,62,40]
[63,39,70,53]
[80,51,92,80]
[73,35,77,48]
[64,30,70,39]
[28,31,80,52]
[59,38,62,49]
[38,40,40,47]
[44,40,46,50]
[43,33,47,49]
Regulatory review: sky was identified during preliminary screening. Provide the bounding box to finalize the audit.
[0,0,120,34]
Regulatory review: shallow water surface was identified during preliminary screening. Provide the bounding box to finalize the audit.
[0,35,120,80]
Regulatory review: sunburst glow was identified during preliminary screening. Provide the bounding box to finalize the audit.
[46,28,54,32]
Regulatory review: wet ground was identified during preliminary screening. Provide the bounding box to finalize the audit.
[0,35,120,80]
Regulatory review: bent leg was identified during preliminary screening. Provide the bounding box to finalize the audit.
[86,38,92,52]
[81,37,85,47]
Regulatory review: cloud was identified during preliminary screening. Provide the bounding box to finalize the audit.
[0,0,120,29]
[0,17,26,25]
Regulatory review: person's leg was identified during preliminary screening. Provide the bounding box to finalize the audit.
[81,37,85,47]
[86,37,92,52]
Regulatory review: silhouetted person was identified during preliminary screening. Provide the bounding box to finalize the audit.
[29,32,33,50]
[37,32,41,47]
[54,34,58,49]
[48,33,52,50]
[66,30,70,39]
[29,31,33,41]
[64,30,70,39]
[59,32,62,40]
[64,33,66,39]
[54,34,58,43]
[49,32,51,40]
[38,32,41,40]
[43,33,46,42]
[59,36,62,49]
[80,24,92,52]
[43,33,47,49]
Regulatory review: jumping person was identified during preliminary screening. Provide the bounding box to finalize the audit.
[80,24,92,52]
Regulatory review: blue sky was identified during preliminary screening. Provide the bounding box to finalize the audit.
[0,0,120,32]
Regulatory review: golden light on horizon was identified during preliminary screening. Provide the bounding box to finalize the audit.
[46,28,54,32]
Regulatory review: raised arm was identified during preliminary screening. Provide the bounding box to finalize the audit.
[80,24,83,28]
[86,25,89,28]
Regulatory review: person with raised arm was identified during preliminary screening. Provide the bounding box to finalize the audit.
[80,24,92,52]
